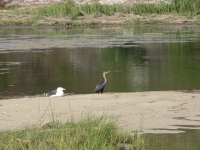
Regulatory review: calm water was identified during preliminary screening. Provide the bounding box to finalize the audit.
[0,26,200,98]
[0,26,200,149]
[144,126,200,150]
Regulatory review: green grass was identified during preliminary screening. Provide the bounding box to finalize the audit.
[1,0,200,25]
[131,0,200,15]
[29,2,127,20]
[197,15,200,20]
[25,0,200,19]
[0,115,143,150]
[80,3,127,16]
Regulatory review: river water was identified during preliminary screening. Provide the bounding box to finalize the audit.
[0,26,200,149]
[0,26,200,98]
[144,126,200,150]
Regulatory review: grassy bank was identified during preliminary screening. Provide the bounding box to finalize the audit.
[1,0,200,25]
[0,115,143,150]
[31,0,200,18]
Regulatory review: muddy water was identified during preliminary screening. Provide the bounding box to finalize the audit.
[144,126,200,150]
[0,26,200,149]
[0,26,200,98]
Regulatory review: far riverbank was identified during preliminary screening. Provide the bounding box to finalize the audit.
[1,0,200,26]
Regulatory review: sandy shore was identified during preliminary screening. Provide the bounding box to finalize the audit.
[0,91,200,133]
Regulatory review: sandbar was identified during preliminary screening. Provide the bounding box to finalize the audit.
[0,91,200,133]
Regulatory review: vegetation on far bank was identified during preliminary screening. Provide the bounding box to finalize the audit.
[0,115,144,150]
[0,0,200,26]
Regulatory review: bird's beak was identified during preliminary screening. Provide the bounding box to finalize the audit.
[63,88,66,90]
[105,71,110,74]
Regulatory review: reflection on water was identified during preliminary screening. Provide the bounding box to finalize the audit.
[0,26,200,98]
[0,26,200,150]
[144,127,200,150]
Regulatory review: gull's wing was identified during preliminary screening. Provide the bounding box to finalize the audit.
[45,89,57,97]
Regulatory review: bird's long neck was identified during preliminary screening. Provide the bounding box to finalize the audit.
[102,74,107,83]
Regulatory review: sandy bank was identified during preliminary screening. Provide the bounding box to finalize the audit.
[0,91,200,133]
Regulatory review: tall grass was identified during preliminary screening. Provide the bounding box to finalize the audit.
[3,0,199,25]
[131,0,200,15]
[80,3,126,15]
[33,2,80,20]
[32,2,127,19]
[28,0,200,20]
[0,115,143,150]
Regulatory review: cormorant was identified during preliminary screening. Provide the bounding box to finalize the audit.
[95,71,109,94]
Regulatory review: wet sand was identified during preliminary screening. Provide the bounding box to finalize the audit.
[0,91,200,133]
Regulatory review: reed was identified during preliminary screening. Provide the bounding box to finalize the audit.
[29,0,200,18]
[33,2,79,20]
[132,0,200,15]
[31,2,127,19]
[0,115,143,150]
[2,0,200,25]
[80,3,126,15]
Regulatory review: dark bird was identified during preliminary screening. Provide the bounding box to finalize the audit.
[95,71,110,94]
[44,87,65,97]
